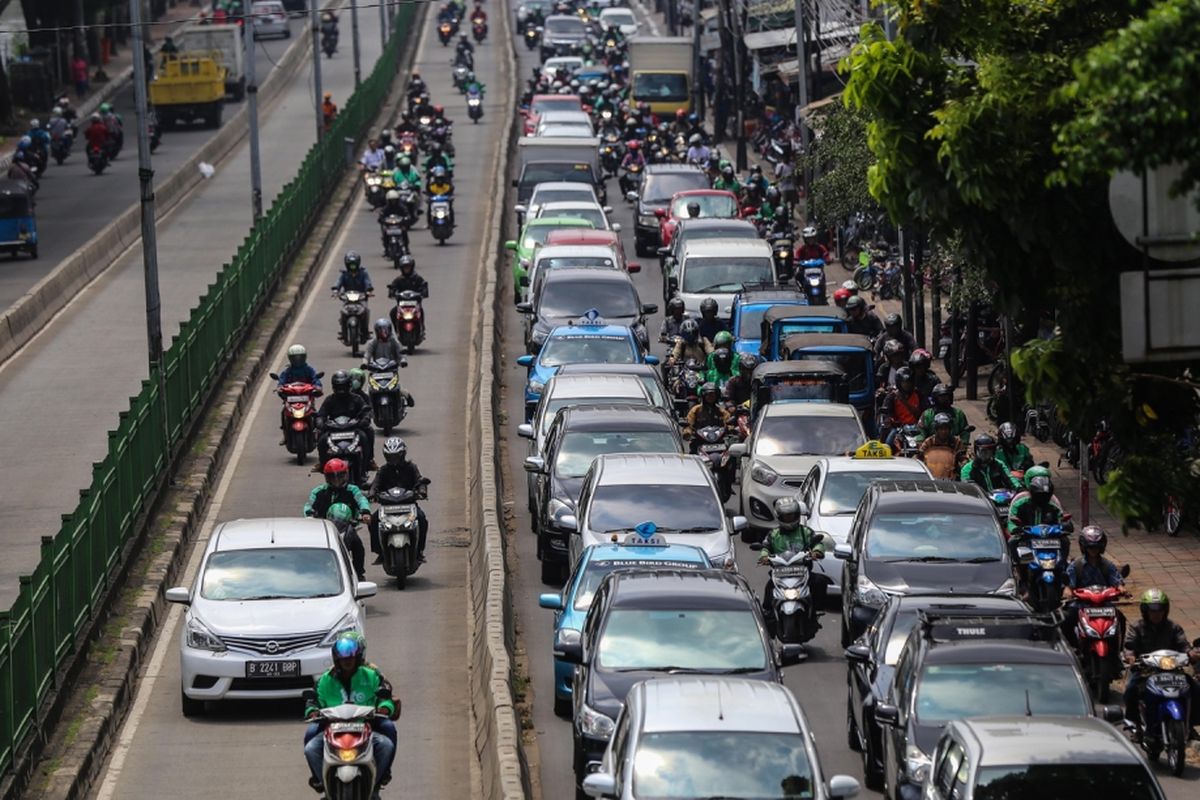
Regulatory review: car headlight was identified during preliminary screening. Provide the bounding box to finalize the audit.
[531,329,548,347]
[639,214,657,226]
[992,577,1016,596]
[548,497,575,521]
[904,744,931,784]
[709,546,737,571]
[578,701,615,739]
[185,617,226,652]
[528,379,545,397]
[855,574,887,607]
[749,460,778,486]
[320,611,363,646]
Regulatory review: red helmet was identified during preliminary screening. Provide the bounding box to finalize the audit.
[433,104,444,115]
[628,140,640,151]
[323,458,349,487]
[675,108,686,120]
[833,287,852,307]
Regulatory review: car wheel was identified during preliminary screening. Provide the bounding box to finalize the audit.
[864,730,885,791]
[181,689,204,717]
[540,557,561,586]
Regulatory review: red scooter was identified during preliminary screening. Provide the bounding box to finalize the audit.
[391,290,425,354]
[270,377,323,464]
[1072,577,1128,702]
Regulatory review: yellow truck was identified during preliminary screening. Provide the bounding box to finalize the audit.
[149,51,228,129]
[629,36,694,115]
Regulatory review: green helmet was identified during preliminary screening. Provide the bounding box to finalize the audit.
[1023,465,1051,489]
[399,156,411,168]
[99,102,112,114]
[713,331,734,350]
[348,368,366,391]
[330,630,366,666]
[1139,588,1170,619]
[328,502,355,525]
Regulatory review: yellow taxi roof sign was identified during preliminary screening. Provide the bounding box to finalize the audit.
[853,441,893,459]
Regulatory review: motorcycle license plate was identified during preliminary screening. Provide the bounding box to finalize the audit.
[329,432,357,441]
[245,660,301,678]
[386,227,405,236]
[383,505,416,516]
[1150,673,1189,689]
[1086,607,1117,617]
[1030,539,1060,548]
[774,567,807,578]
[286,396,309,403]
[700,444,725,452]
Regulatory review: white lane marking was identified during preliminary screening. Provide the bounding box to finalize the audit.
[634,0,663,36]
[93,215,357,800]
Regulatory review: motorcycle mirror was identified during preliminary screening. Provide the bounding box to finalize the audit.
[315,372,325,379]
[611,223,621,233]
[624,191,637,202]
[269,372,280,380]
[1099,704,1124,724]
[1120,564,1131,578]
[844,643,871,664]
[748,542,764,551]
[778,643,805,666]
[602,206,613,214]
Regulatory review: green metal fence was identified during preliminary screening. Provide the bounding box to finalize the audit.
[0,4,415,777]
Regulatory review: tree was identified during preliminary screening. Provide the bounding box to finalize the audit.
[842,0,1200,528]
[801,102,881,228]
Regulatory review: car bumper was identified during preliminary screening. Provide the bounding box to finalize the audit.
[180,646,330,701]
[634,218,660,245]
[254,23,288,36]
[741,475,805,531]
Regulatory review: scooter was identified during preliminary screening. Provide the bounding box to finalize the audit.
[749,543,820,651]
[1129,648,1194,776]
[391,290,426,354]
[318,415,368,487]
[305,702,386,797]
[989,487,1015,529]
[381,213,410,267]
[365,358,409,433]
[798,258,826,305]
[466,88,483,123]
[1013,523,1071,613]
[768,234,794,281]
[336,289,372,357]
[524,26,541,50]
[321,30,338,58]
[88,144,108,175]
[428,196,454,245]
[471,19,487,42]
[50,133,72,165]
[437,21,454,45]
[691,424,734,502]
[669,358,704,421]
[452,64,470,92]
[269,375,324,464]
[619,163,643,197]
[363,170,387,208]
[1071,580,1127,702]
[375,481,429,589]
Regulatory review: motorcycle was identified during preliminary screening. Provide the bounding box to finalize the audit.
[381,214,410,267]
[321,30,337,58]
[428,196,454,244]
[524,26,541,50]
[989,487,1015,528]
[438,21,454,45]
[452,64,470,93]
[1129,649,1194,776]
[396,131,419,160]
[269,376,323,464]
[391,290,425,354]
[691,424,734,502]
[318,415,368,486]
[750,544,821,648]
[599,136,622,177]
[50,133,72,165]
[336,289,372,357]
[148,115,161,153]
[895,424,924,458]
[670,357,704,420]
[797,258,826,305]
[365,358,409,433]
[363,170,387,208]
[1071,581,1127,702]
[375,481,429,589]
[466,88,483,123]
[88,144,108,175]
[305,702,386,797]
[471,19,487,42]
[1013,523,1071,613]
[766,234,794,281]
[619,163,643,197]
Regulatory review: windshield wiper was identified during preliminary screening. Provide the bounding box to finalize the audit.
[692,283,740,293]
[712,666,763,674]
[236,594,291,600]
[616,665,708,674]
[882,556,957,563]
[962,556,1002,563]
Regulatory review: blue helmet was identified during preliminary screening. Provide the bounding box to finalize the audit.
[431,165,447,178]
[331,630,366,666]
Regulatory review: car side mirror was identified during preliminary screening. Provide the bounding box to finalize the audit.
[581,772,616,798]
[553,628,584,663]
[524,456,546,474]
[731,515,748,532]
[165,586,190,604]
[644,354,659,366]
[727,443,747,458]
[504,239,518,251]
[827,775,861,799]
[517,423,534,439]
[627,261,641,273]
[602,205,613,214]
[611,223,621,233]
[874,703,899,727]
[514,204,527,214]
[779,643,804,666]
[515,302,534,314]
[516,354,534,367]
[268,372,280,380]
[844,643,871,663]
[355,581,378,599]
[642,303,658,315]
[558,513,578,533]
[833,543,853,560]
[538,592,564,610]
[1099,704,1124,723]
[656,246,669,257]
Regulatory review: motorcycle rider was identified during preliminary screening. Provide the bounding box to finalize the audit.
[724,353,758,406]
[388,255,429,298]
[423,142,454,176]
[844,295,884,339]
[918,412,965,469]
[697,297,728,342]
[758,496,827,643]
[304,458,372,522]
[84,112,109,156]
[368,437,430,562]
[880,367,923,446]
[875,339,909,389]
[705,347,736,389]
[319,10,339,48]
[618,140,646,194]
[743,164,769,201]
[377,190,414,253]
[464,71,486,97]
[685,133,711,166]
[996,421,1034,474]
[275,344,322,442]
[99,102,123,151]
[960,434,1019,492]
[406,72,427,102]
[470,1,487,27]
[668,318,713,367]
[658,297,689,344]
[315,371,376,470]
[359,137,386,172]
[363,318,415,404]
[755,186,784,226]
[874,313,918,360]
[394,110,419,137]
[27,119,50,162]
[425,165,455,225]
[1006,466,1065,537]
[349,368,370,404]
[322,92,338,130]
[1122,589,1200,726]
[919,383,970,440]
[48,107,71,145]
[832,287,853,308]
[456,33,475,60]
[908,348,938,401]
[712,160,740,193]
[327,502,368,580]
[683,382,731,443]
[391,155,422,190]
[303,632,397,793]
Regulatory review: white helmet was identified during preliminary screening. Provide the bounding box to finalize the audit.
[29,119,40,129]
[802,226,817,238]
[385,189,401,202]
[51,106,62,115]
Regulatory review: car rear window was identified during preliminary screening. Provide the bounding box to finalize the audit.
[973,764,1159,800]
[588,484,723,532]
[915,663,1090,724]
[865,513,1005,561]
[555,430,679,477]
[643,172,709,204]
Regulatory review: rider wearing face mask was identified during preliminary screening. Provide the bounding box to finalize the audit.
[683,382,731,442]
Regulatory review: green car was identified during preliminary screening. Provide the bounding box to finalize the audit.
[504,216,596,300]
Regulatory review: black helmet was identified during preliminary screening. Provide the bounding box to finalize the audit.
[700,381,719,399]
[383,436,408,464]
[738,353,759,373]
[699,297,718,318]
[720,164,734,177]
[773,496,802,530]
[998,421,1019,447]
[667,297,685,316]
[895,366,913,386]
[680,318,699,343]
[344,250,362,271]
[712,348,732,373]
[1078,525,1107,555]
[884,312,902,330]
[374,318,393,341]
[973,433,996,460]
[686,202,702,218]
[399,255,415,272]
[931,383,953,406]
[908,349,932,370]
[933,412,952,431]
[331,369,352,394]
[1028,475,1053,502]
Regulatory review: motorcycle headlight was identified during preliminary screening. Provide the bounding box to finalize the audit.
[781,588,802,601]
[1037,557,1057,570]
[320,611,363,646]
[904,744,931,783]
[578,702,615,739]
[992,577,1016,596]
[749,460,778,486]
[855,574,887,608]
[806,274,823,287]
[185,617,226,652]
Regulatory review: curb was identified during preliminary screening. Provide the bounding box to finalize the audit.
[464,2,530,797]
[0,16,420,800]
[0,1,336,368]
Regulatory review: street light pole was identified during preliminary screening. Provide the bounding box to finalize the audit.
[378,0,387,53]
[310,0,324,140]
[794,0,811,220]
[244,1,263,220]
[351,0,362,87]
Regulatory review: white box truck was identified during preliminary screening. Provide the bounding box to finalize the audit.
[173,23,247,101]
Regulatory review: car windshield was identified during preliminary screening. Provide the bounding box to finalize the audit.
[681,257,774,293]
[915,663,1091,724]
[573,557,706,610]
[540,207,606,228]
[523,220,594,250]
[532,98,583,114]
[738,304,799,338]
[755,416,864,457]
[200,548,342,600]
[588,484,724,532]
[671,194,737,219]
[555,430,679,477]
[633,72,690,103]
[643,173,709,204]
[539,281,638,318]
[865,513,1005,561]
[972,764,1160,800]
[597,609,767,670]
[545,17,585,33]
[603,11,636,26]
[532,188,592,207]
[788,351,869,392]
[820,470,926,515]
[537,256,616,271]
[633,731,814,799]
[539,335,635,368]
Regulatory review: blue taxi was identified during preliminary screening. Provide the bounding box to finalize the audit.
[537,533,711,717]
[516,310,658,420]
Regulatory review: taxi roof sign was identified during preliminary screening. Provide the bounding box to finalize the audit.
[571,308,607,327]
[853,440,893,459]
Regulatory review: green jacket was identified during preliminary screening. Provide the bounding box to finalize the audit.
[996,443,1033,473]
[1006,493,1065,535]
[712,176,741,194]
[305,663,396,718]
[919,406,969,439]
[959,459,1018,492]
[392,166,421,188]
[765,525,825,555]
[303,483,370,518]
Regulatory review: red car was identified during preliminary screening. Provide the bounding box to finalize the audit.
[521,94,584,135]
[655,189,740,250]
[544,229,640,274]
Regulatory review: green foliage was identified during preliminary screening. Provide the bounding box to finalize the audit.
[843,1,1200,527]
[802,102,881,226]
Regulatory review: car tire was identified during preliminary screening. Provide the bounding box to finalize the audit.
[181,689,204,717]
[864,731,885,791]
[840,616,851,647]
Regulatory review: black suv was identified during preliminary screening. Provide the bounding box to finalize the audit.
[835,480,1016,645]
[843,593,1033,791]
[628,164,709,255]
[866,608,1105,800]
[528,403,683,584]
[555,569,795,793]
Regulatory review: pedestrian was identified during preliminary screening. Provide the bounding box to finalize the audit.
[322,92,338,131]
[775,143,797,208]
[71,54,89,98]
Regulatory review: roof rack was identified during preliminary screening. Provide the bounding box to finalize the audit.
[917,610,1062,643]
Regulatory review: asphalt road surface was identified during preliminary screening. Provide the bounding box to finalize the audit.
[0,21,301,311]
[85,8,507,799]
[0,13,387,607]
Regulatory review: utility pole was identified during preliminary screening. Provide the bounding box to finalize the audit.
[691,4,703,119]
[351,0,362,87]
[794,0,811,220]
[310,0,324,140]
[128,0,166,426]
[244,1,263,220]
[378,0,387,53]
[732,0,747,171]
